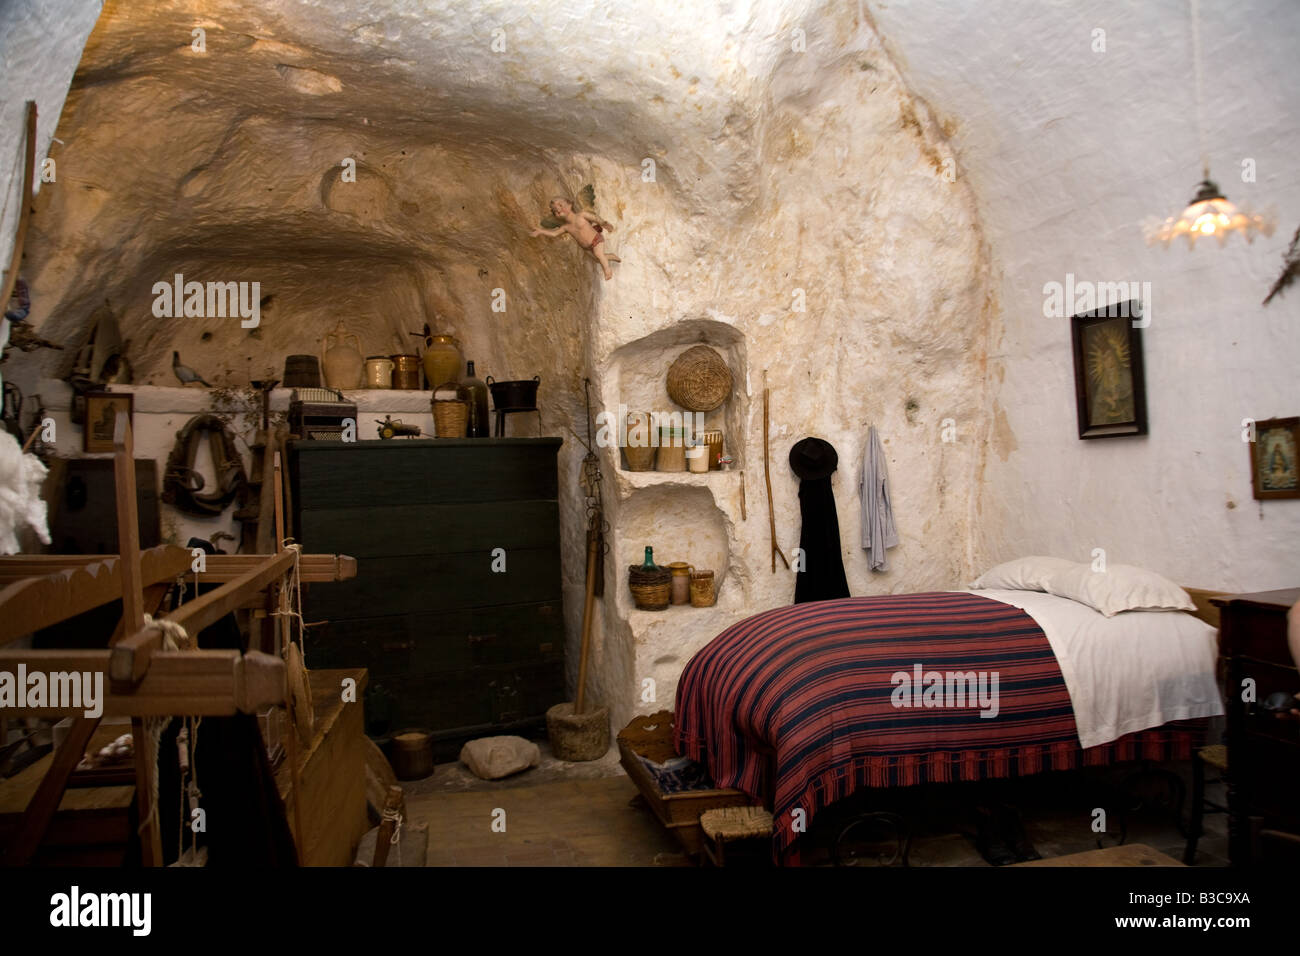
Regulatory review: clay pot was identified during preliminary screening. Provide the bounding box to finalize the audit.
[667,562,693,605]
[321,322,364,390]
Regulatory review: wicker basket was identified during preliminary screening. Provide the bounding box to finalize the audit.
[628,565,671,610]
[623,444,657,471]
[689,569,716,607]
[666,346,733,412]
[432,400,467,438]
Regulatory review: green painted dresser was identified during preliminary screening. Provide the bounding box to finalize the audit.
[289,437,565,758]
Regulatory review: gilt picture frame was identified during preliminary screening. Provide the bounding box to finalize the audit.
[1070,302,1148,439]
[83,391,133,454]
[1250,416,1299,500]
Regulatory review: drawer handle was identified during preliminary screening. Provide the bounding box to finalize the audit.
[468,633,497,645]
[539,643,554,654]
[382,640,414,651]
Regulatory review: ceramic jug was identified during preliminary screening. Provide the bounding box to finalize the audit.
[321,321,364,390]
[416,329,462,391]
[365,355,394,389]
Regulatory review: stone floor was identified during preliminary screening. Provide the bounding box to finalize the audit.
[401,742,1230,867]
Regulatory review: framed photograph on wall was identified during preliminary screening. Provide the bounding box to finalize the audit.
[83,391,133,454]
[1250,416,1299,500]
[1070,302,1149,439]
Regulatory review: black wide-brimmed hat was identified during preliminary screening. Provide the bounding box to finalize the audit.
[789,437,838,481]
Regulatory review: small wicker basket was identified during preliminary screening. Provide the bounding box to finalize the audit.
[628,565,671,610]
[432,400,467,438]
[666,346,733,412]
[623,444,657,471]
[689,569,716,607]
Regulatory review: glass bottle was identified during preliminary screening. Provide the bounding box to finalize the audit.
[461,361,490,438]
[642,546,658,570]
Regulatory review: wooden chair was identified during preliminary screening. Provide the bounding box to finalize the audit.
[699,806,773,866]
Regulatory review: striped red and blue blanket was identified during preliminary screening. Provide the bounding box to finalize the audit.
[674,591,1200,858]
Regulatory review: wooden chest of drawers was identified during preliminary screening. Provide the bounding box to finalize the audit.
[1213,588,1300,866]
[289,438,565,758]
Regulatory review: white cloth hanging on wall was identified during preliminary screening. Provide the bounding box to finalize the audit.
[859,425,898,571]
[0,429,50,553]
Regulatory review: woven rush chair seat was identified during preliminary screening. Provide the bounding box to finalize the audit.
[700,806,773,841]
[1198,744,1228,771]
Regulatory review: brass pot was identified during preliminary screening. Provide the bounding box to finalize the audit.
[390,354,421,390]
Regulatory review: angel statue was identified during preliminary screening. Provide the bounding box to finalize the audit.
[530,184,621,280]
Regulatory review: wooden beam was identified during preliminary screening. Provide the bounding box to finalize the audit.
[0,551,356,584]
[113,416,144,634]
[0,102,36,318]
[0,715,101,866]
[202,553,357,582]
[109,549,297,686]
[371,785,405,867]
[0,548,191,646]
[0,649,285,717]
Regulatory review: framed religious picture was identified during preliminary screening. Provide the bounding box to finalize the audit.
[83,391,133,453]
[1070,302,1149,439]
[1250,416,1299,500]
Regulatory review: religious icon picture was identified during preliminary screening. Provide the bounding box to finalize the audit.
[1250,416,1299,500]
[83,391,133,453]
[1070,303,1149,439]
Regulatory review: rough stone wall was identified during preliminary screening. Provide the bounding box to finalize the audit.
[7,0,993,733]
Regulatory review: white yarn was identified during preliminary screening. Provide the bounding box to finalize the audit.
[381,806,404,867]
[0,431,50,553]
[138,615,195,846]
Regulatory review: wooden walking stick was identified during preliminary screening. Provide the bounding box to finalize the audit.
[574,520,599,715]
[763,371,789,572]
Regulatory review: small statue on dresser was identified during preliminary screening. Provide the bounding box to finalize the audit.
[530,185,621,280]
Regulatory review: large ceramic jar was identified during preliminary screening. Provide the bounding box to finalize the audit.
[321,321,364,390]
[422,334,462,392]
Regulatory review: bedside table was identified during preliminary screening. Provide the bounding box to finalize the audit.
[1212,588,1300,866]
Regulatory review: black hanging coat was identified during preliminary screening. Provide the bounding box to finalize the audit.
[789,438,850,604]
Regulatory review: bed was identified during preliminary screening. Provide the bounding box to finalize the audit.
[673,581,1225,861]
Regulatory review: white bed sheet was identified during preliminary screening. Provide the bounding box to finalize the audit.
[966,588,1225,749]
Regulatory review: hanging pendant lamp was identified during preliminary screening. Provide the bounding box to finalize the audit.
[1145,0,1274,248]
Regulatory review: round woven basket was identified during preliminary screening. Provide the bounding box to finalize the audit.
[432,400,467,438]
[666,346,733,412]
[628,565,671,610]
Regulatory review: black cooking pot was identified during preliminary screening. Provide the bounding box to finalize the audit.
[486,375,540,411]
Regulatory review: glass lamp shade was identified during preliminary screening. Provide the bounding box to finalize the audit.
[1145,180,1275,248]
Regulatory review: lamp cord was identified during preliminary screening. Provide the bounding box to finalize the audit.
[1190,0,1209,181]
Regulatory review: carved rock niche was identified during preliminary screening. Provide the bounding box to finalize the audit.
[617,482,731,612]
[604,319,747,473]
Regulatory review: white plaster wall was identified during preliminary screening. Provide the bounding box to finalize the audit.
[870,0,1300,592]
[16,378,454,549]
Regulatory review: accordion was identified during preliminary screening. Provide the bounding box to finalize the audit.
[288,388,357,441]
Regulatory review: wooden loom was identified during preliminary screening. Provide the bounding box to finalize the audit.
[0,416,357,865]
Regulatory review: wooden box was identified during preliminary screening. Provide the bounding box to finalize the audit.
[617,711,750,856]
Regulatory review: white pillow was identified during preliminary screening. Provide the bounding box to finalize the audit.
[973,556,1080,592]
[1044,562,1196,617]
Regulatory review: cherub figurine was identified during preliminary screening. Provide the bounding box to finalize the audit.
[531,185,621,280]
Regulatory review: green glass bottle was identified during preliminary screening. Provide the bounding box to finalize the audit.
[642,546,658,570]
